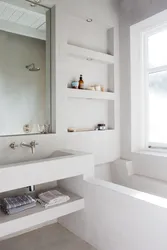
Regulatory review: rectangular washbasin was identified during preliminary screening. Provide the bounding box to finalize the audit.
[0,149,94,193]
[0,150,74,167]
[48,150,74,158]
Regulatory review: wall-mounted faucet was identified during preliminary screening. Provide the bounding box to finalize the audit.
[21,141,39,154]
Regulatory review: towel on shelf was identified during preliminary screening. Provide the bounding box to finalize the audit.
[38,189,70,208]
[37,197,68,208]
[0,195,36,215]
[1,195,35,210]
[2,201,36,215]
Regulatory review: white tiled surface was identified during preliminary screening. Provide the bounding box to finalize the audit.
[0,223,96,250]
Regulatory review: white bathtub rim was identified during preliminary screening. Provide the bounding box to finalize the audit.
[86,177,167,209]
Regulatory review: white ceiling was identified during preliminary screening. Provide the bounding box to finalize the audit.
[0,1,46,31]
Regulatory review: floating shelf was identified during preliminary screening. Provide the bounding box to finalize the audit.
[0,190,84,240]
[66,44,114,65]
[67,129,114,134]
[67,88,115,101]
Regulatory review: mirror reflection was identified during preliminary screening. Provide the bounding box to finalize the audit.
[0,0,51,136]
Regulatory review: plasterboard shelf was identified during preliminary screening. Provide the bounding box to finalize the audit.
[0,190,84,240]
[66,44,114,64]
[67,129,114,134]
[67,88,115,101]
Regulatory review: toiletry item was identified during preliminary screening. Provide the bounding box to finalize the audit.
[95,85,101,91]
[101,86,105,92]
[38,124,45,133]
[71,81,79,89]
[79,75,84,89]
[87,86,95,91]
[96,124,106,131]
[38,124,50,134]
[44,124,50,134]
[23,124,32,133]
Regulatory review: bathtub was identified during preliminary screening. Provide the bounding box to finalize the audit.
[96,160,167,199]
[58,173,167,250]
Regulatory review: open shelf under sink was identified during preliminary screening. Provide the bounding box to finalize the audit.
[0,188,84,240]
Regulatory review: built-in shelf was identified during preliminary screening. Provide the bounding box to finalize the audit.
[67,88,115,101]
[66,44,114,65]
[67,129,114,134]
[0,190,84,240]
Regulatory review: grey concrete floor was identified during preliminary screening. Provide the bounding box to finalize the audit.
[0,223,96,250]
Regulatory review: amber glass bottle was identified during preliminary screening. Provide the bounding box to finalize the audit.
[79,74,84,89]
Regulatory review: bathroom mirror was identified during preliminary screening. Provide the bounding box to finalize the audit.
[0,0,51,136]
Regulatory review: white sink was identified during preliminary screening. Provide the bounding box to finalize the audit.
[0,150,74,166]
[0,149,94,193]
[48,150,74,158]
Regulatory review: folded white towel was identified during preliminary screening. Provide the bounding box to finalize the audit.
[38,190,70,207]
[37,197,69,208]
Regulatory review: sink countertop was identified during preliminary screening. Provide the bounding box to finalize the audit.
[0,149,91,169]
[0,149,94,193]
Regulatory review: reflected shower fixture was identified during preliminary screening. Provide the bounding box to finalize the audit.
[26,63,40,72]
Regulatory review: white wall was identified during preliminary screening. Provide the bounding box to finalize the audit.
[120,0,167,25]
[56,0,119,174]
[120,0,167,180]
[0,0,120,172]
[52,0,120,166]
[95,163,113,182]
[0,31,46,135]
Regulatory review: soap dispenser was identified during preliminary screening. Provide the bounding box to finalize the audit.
[79,74,84,89]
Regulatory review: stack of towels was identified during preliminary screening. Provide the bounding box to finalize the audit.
[37,189,70,208]
[1,195,36,215]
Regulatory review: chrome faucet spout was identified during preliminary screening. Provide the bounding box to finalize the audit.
[21,141,39,154]
[30,141,39,154]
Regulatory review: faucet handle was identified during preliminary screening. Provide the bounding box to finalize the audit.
[30,141,38,154]
[10,142,19,150]
[30,141,39,146]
